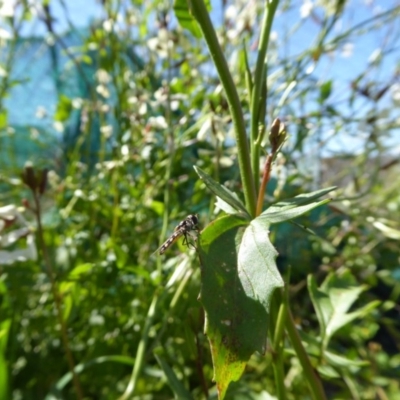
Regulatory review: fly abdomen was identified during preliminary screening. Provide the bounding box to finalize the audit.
[159,230,185,255]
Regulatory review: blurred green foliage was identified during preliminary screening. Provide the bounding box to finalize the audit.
[0,0,400,399]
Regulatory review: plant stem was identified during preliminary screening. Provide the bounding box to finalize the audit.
[285,306,327,400]
[32,192,84,400]
[189,0,257,216]
[273,289,287,351]
[272,346,287,400]
[119,293,160,400]
[271,289,287,400]
[250,0,280,191]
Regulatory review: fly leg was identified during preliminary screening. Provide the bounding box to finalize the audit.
[183,230,198,251]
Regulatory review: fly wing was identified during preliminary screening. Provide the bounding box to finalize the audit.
[152,229,184,256]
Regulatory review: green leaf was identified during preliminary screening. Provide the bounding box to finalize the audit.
[68,263,94,278]
[215,196,239,214]
[199,214,283,398]
[0,281,10,400]
[260,187,336,224]
[308,273,380,348]
[173,0,209,38]
[154,350,193,400]
[317,364,341,379]
[319,80,332,102]
[194,166,249,217]
[0,110,7,129]
[0,320,10,400]
[60,264,94,320]
[307,275,332,340]
[323,350,369,369]
[240,44,253,103]
[372,219,400,240]
[149,200,165,217]
[238,216,284,309]
[55,94,72,122]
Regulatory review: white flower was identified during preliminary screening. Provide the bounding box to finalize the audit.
[225,4,237,19]
[341,42,354,58]
[53,121,64,133]
[121,144,129,156]
[368,48,381,64]
[100,125,113,139]
[390,83,400,102]
[96,84,110,98]
[35,106,47,119]
[103,19,114,32]
[300,0,313,18]
[89,310,105,326]
[0,0,15,17]
[0,27,12,40]
[72,98,83,109]
[148,116,168,129]
[96,69,111,84]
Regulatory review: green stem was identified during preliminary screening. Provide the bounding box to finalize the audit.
[120,28,179,399]
[273,290,287,350]
[271,289,287,400]
[189,0,256,216]
[250,0,279,192]
[119,293,160,400]
[272,347,287,400]
[33,192,84,400]
[157,42,175,268]
[285,306,327,400]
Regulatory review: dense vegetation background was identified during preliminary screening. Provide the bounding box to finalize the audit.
[1,0,400,399]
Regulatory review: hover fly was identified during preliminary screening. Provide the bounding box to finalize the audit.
[156,214,199,255]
